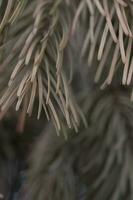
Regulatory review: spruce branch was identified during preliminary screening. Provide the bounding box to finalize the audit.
[73,0,133,86]
[0,0,81,131]
[0,0,28,33]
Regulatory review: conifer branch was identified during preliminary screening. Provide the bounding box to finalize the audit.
[0,0,81,131]
[73,0,133,86]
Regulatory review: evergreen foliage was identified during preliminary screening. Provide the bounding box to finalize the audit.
[0,0,133,200]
